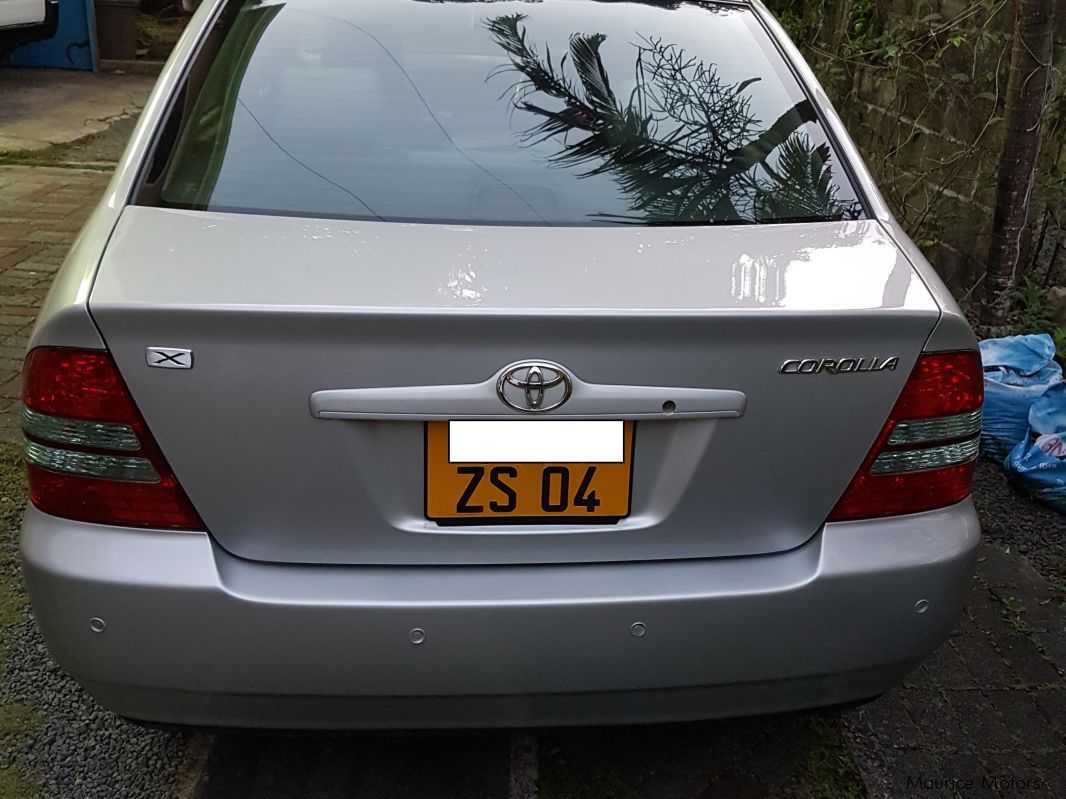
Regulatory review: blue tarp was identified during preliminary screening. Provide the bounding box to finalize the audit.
[1007,382,1066,513]
[979,334,1062,462]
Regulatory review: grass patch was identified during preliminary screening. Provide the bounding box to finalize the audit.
[0,443,24,515]
[0,704,39,736]
[0,578,25,628]
[0,445,28,631]
[0,142,79,166]
[783,715,866,799]
[0,444,39,799]
[0,442,28,641]
[0,155,116,172]
[539,757,643,799]
[0,765,39,799]
[0,440,26,592]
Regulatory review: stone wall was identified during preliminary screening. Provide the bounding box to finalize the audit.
[777,0,1066,299]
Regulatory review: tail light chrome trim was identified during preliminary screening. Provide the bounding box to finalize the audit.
[20,405,141,451]
[886,409,982,446]
[870,438,980,475]
[24,440,160,483]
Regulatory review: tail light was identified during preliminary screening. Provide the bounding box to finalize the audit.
[21,347,203,530]
[828,350,983,522]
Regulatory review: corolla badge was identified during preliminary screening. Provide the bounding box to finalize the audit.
[497,361,573,412]
[779,356,900,375]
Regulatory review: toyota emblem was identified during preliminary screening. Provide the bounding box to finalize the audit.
[496,361,573,412]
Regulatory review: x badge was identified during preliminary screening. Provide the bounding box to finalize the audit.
[146,347,193,369]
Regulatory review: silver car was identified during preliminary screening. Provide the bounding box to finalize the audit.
[20,0,982,729]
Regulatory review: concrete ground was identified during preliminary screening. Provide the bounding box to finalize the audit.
[0,69,1063,799]
[0,68,155,156]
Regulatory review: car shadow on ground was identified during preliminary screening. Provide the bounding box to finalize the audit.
[188,709,861,799]
[193,731,512,799]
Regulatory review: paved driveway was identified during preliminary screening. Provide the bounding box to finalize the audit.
[0,160,1063,799]
[0,167,112,442]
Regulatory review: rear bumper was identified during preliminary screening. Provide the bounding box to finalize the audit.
[21,501,979,729]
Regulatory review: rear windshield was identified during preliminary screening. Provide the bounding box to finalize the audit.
[144,0,865,226]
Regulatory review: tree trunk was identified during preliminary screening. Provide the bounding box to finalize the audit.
[980,0,1057,333]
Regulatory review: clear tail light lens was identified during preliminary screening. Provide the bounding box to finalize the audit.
[21,347,203,530]
[828,350,983,522]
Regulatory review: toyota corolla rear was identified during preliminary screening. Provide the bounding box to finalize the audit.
[19,0,980,728]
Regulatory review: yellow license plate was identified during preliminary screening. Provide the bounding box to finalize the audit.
[425,421,634,523]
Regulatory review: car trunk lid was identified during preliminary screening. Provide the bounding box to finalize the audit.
[88,207,939,565]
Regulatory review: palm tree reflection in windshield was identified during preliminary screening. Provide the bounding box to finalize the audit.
[485,13,862,225]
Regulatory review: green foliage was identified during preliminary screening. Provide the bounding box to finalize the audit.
[1013,277,1053,330]
[765,0,1011,141]
[764,0,1064,303]
[762,0,833,46]
[135,11,184,61]
[1010,278,1066,360]
[765,0,1006,71]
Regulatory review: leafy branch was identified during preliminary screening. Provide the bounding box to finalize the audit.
[485,13,856,224]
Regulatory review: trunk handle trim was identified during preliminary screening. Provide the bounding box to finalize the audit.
[310,376,746,421]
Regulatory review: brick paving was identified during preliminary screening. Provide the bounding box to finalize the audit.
[0,160,1064,798]
[0,166,110,441]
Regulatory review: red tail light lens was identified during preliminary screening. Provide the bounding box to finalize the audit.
[21,347,204,530]
[23,348,141,422]
[889,351,984,419]
[828,350,983,522]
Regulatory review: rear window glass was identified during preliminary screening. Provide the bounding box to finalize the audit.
[147,0,865,226]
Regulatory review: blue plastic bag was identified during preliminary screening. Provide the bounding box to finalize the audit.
[980,334,1062,461]
[1006,382,1066,513]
